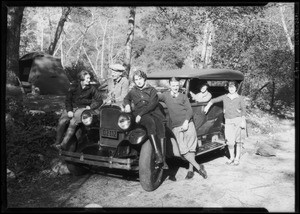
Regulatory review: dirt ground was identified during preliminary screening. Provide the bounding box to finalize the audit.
[52,118,295,212]
[5,92,296,211]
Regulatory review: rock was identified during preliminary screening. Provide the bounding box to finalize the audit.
[41,169,57,178]
[43,104,51,111]
[58,164,70,175]
[7,168,16,180]
[29,110,45,115]
[85,203,102,208]
[51,158,70,175]
[37,154,45,161]
[255,143,276,157]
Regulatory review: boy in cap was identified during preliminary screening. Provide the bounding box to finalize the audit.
[105,64,129,105]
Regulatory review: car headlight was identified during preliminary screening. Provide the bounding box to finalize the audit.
[81,110,93,126]
[118,113,132,130]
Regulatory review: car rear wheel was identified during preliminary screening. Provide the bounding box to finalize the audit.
[139,140,163,191]
[65,135,89,176]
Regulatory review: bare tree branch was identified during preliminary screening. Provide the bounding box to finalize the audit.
[82,46,96,73]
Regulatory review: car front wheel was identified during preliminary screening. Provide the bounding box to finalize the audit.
[139,139,164,191]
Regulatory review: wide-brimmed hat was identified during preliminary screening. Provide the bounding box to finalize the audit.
[109,64,125,71]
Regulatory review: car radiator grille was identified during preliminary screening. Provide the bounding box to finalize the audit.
[100,107,121,129]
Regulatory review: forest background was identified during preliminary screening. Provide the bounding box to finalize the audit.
[6,3,296,113]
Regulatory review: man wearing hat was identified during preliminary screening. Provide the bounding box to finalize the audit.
[105,64,129,105]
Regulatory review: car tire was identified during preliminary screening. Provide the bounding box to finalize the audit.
[139,139,164,192]
[65,134,89,176]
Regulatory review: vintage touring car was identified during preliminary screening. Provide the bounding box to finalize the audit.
[59,68,244,191]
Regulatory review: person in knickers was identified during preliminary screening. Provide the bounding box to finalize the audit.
[159,77,208,180]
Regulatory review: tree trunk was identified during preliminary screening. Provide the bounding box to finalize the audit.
[204,20,214,68]
[7,6,25,80]
[48,7,71,55]
[41,24,44,52]
[61,34,64,68]
[253,82,270,100]
[100,19,108,79]
[200,19,209,69]
[279,4,294,52]
[200,17,213,69]
[124,7,136,78]
[109,30,115,65]
[269,80,276,112]
[75,20,96,66]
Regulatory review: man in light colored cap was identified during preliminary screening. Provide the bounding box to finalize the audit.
[109,64,125,71]
[105,64,129,105]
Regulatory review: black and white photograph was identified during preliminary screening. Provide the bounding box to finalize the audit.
[3,2,297,212]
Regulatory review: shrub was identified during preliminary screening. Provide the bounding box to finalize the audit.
[64,61,98,83]
[6,97,59,178]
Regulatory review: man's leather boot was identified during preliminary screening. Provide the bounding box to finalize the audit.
[149,134,163,165]
[52,120,68,147]
[56,125,76,150]
[160,138,169,169]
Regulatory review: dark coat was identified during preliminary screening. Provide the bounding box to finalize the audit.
[123,84,165,120]
[65,83,103,112]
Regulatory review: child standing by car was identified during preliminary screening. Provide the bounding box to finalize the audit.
[158,77,208,180]
[123,70,168,169]
[204,80,247,166]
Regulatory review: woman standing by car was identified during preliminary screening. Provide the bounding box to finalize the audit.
[159,77,208,180]
[123,70,168,169]
[204,80,247,166]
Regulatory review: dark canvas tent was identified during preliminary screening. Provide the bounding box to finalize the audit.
[19,52,70,95]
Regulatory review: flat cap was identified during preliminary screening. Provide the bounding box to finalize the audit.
[109,64,125,71]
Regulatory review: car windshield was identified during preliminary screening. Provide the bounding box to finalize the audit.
[148,79,187,93]
[148,78,243,104]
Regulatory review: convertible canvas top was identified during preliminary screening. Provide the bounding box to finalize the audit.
[147,68,244,80]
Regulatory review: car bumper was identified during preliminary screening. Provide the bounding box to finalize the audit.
[59,150,139,170]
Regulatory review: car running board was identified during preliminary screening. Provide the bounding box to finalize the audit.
[195,141,226,156]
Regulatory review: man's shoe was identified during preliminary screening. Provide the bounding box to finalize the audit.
[197,165,208,179]
[185,171,194,179]
[162,161,169,170]
[155,153,164,165]
[168,175,177,181]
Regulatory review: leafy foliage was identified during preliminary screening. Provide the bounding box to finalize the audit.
[64,61,97,83]
[6,97,59,178]
[18,4,295,111]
